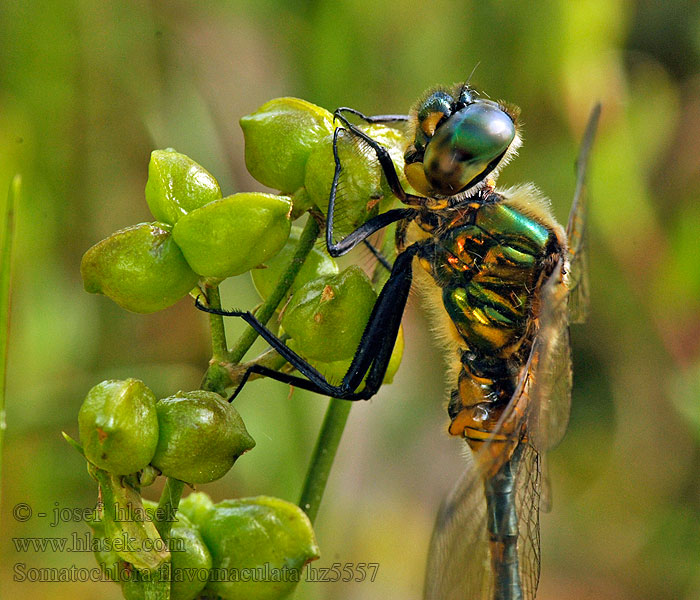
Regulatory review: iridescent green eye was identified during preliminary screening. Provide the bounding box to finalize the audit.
[422,102,515,195]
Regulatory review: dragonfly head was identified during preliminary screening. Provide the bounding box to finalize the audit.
[404,84,521,201]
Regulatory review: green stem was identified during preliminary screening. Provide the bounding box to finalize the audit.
[228,216,320,364]
[238,346,289,380]
[155,477,185,540]
[298,398,351,524]
[200,217,320,396]
[205,285,228,361]
[0,175,20,517]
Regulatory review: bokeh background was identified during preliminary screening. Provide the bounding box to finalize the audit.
[1,1,699,599]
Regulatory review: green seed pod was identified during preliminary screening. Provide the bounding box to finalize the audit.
[304,123,407,228]
[251,226,339,301]
[172,193,292,279]
[145,149,222,225]
[166,521,213,600]
[295,323,404,386]
[151,391,255,484]
[81,222,199,314]
[200,496,319,600]
[136,465,159,487]
[79,379,159,475]
[178,492,215,529]
[240,97,334,193]
[121,501,213,600]
[281,266,377,362]
[290,187,314,219]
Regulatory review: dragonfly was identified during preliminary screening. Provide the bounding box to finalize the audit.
[200,82,600,600]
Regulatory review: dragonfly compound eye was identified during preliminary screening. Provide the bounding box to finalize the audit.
[417,91,454,138]
[422,102,516,196]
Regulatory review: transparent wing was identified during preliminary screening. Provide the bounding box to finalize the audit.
[514,442,542,598]
[527,260,573,454]
[425,353,544,600]
[423,440,542,600]
[423,448,491,600]
[529,105,601,500]
[566,104,601,324]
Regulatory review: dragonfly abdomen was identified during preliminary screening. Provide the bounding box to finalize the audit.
[485,442,527,600]
[447,356,524,475]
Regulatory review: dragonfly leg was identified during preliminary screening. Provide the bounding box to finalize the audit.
[195,243,419,401]
[331,110,424,206]
[362,239,392,271]
[228,363,358,402]
[334,107,409,124]
[326,107,424,257]
[326,123,415,256]
[342,243,418,391]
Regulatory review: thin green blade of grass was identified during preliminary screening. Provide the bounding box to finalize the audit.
[0,174,21,510]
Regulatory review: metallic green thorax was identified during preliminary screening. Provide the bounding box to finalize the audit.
[418,196,553,356]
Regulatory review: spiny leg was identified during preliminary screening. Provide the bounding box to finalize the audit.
[339,244,418,391]
[326,107,425,256]
[362,239,392,272]
[195,243,420,401]
[333,107,409,124]
[331,110,425,209]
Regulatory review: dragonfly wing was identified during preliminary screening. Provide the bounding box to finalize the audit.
[424,447,492,600]
[517,259,572,455]
[538,453,554,513]
[513,442,542,599]
[566,103,601,324]
[565,172,589,325]
[424,441,542,600]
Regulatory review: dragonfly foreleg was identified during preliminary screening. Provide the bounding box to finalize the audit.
[362,239,392,272]
[334,107,410,124]
[195,243,419,402]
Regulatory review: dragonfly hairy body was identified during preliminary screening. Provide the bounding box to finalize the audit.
[200,83,600,600]
[404,182,565,600]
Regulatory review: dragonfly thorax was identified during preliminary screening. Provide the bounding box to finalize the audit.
[404,188,564,468]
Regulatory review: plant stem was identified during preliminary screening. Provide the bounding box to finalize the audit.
[228,216,320,364]
[200,217,320,396]
[0,175,20,517]
[155,477,185,540]
[298,398,351,524]
[205,284,228,361]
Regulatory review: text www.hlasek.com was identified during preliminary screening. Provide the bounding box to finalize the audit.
[13,531,185,554]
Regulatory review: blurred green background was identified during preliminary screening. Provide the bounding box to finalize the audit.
[2,1,699,599]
